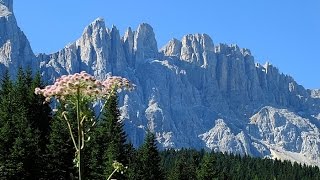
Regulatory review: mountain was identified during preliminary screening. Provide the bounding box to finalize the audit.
[1,0,320,166]
[0,0,38,77]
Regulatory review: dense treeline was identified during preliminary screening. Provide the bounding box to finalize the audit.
[0,69,319,179]
[0,69,51,179]
[161,149,320,180]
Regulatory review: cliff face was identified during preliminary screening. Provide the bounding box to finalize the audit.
[0,0,38,77]
[1,1,320,166]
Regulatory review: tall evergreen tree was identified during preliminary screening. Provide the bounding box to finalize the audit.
[85,94,128,179]
[16,68,50,178]
[23,69,51,177]
[28,71,51,140]
[136,131,164,180]
[0,70,15,177]
[5,106,41,178]
[197,152,217,180]
[125,142,139,180]
[168,149,197,180]
[0,69,44,179]
[0,71,15,176]
[103,94,128,178]
[45,106,76,179]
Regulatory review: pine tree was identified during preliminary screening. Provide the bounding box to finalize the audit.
[125,142,139,180]
[0,70,15,177]
[22,69,51,177]
[45,105,77,179]
[85,94,128,179]
[103,94,128,178]
[136,131,164,180]
[0,69,44,179]
[197,152,217,180]
[0,71,14,165]
[5,106,40,178]
[27,71,51,140]
[168,149,197,180]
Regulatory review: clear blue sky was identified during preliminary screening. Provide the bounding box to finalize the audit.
[13,1,320,89]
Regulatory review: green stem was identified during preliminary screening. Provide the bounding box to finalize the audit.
[62,112,78,151]
[107,167,118,180]
[77,87,82,180]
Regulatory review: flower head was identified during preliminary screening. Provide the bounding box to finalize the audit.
[35,71,133,103]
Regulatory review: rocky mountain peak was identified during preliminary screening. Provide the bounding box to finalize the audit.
[0,0,37,77]
[180,33,215,66]
[0,0,13,14]
[122,27,134,66]
[161,38,182,57]
[215,43,241,56]
[83,17,106,36]
[109,24,120,39]
[122,27,133,47]
[123,27,133,38]
[109,24,128,73]
[240,48,251,56]
[134,23,158,62]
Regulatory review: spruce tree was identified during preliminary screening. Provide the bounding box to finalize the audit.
[24,69,51,177]
[0,71,13,174]
[168,149,197,180]
[103,94,128,178]
[28,71,51,140]
[0,69,44,179]
[5,106,41,178]
[197,152,217,180]
[0,70,14,177]
[125,142,139,180]
[45,107,76,179]
[85,94,128,179]
[136,131,164,180]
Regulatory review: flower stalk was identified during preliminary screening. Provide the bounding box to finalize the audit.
[76,87,82,180]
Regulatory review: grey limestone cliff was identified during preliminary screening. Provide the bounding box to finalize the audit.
[0,0,38,77]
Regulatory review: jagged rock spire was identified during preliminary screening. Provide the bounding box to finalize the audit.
[134,23,158,62]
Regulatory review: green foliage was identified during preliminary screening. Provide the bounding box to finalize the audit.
[28,71,51,140]
[46,93,95,179]
[135,131,164,180]
[161,149,320,180]
[0,68,51,179]
[45,107,76,179]
[197,152,217,180]
[103,95,128,177]
[84,94,129,179]
[125,142,139,179]
[165,149,200,180]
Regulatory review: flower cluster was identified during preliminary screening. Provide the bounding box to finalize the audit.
[34,71,133,103]
[112,160,127,174]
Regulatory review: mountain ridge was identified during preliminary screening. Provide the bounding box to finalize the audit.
[1,0,320,166]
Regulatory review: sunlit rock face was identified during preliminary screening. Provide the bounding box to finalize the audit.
[2,0,320,166]
[0,0,38,77]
